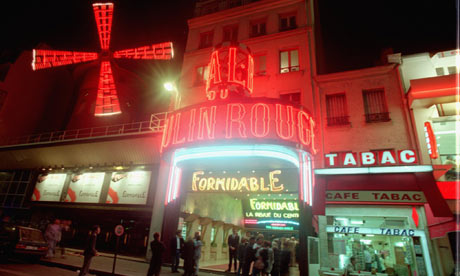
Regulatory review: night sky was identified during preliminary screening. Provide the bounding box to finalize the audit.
[0,0,457,75]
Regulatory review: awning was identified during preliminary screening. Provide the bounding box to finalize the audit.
[437,181,460,200]
[408,74,459,107]
[425,203,459,239]
[313,172,452,218]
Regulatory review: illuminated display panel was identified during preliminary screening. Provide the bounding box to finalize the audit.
[242,198,300,231]
[183,169,299,194]
[65,173,105,203]
[160,98,317,155]
[423,122,439,159]
[31,174,67,202]
[106,171,152,204]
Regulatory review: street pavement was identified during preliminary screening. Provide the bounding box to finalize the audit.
[0,250,226,276]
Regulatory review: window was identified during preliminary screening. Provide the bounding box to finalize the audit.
[222,25,238,42]
[254,54,266,76]
[250,20,266,37]
[280,49,299,73]
[362,88,390,123]
[447,66,458,75]
[194,65,209,86]
[199,31,214,49]
[279,13,297,31]
[326,93,349,126]
[435,67,445,76]
[280,92,300,104]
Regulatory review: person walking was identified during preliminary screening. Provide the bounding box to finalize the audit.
[79,225,100,276]
[226,228,240,273]
[193,232,203,276]
[59,220,72,258]
[183,237,195,276]
[44,219,62,258]
[170,230,185,273]
[237,238,248,276]
[147,232,166,276]
[242,237,256,276]
[279,240,291,276]
[271,240,281,276]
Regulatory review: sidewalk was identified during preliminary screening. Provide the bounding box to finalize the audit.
[40,248,226,276]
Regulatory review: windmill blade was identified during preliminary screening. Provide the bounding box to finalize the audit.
[95,61,121,116]
[113,42,174,60]
[93,3,114,50]
[32,50,98,71]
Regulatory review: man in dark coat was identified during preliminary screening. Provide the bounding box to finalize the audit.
[226,229,240,273]
[242,237,256,276]
[170,230,185,273]
[79,225,100,276]
[182,238,195,276]
[147,232,166,276]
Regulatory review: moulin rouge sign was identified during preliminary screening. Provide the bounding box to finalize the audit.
[161,43,317,154]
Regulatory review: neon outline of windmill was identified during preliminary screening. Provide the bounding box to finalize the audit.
[31,2,173,116]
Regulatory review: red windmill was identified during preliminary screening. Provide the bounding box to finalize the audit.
[31,2,173,116]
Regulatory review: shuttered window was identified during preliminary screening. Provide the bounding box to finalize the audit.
[326,93,349,126]
[362,88,390,123]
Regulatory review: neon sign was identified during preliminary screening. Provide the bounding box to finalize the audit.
[161,99,317,155]
[423,122,438,159]
[191,170,285,192]
[324,149,418,167]
[206,43,254,100]
[243,198,300,230]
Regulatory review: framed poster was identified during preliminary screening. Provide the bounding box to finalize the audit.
[31,173,67,202]
[65,172,105,203]
[106,171,151,204]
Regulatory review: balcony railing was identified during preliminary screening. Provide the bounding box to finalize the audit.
[327,116,350,126]
[0,112,169,148]
[365,112,391,123]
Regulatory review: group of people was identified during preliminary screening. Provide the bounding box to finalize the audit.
[43,219,73,259]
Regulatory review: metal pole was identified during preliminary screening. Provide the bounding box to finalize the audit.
[112,236,119,275]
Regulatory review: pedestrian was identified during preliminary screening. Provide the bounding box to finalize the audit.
[363,245,373,271]
[242,236,256,276]
[59,220,73,258]
[271,240,281,276]
[264,241,274,276]
[237,238,248,276]
[183,237,195,276]
[226,228,240,273]
[147,232,166,276]
[252,236,265,276]
[44,219,62,258]
[170,229,185,273]
[79,225,100,276]
[279,240,291,276]
[193,232,203,276]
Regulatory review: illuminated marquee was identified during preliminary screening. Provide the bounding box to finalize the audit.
[161,99,317,154]
[243,198,300,230]
[206,43,254,100]
[324,149,418,167]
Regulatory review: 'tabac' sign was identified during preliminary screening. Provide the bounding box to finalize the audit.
[161,98,317,154]
[324,149,418,167]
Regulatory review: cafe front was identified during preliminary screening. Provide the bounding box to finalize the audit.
[312,151,452,276]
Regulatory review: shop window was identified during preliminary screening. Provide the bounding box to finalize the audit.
[250,20,266,37]
[447,66,458,75]
[194,65,209,86]
[222,25,238,43]
[280,49,299,73]
[326,93,350,126]
[362,88,390,123]
[435,67,445,76]
[279,13,297,31]
[199,31,214,49]
[254,54,266,76]
[280,92,300,104]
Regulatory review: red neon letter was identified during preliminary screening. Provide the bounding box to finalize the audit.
[160,115,174,152]
[297,111,312,147]
[250,103,270,138]
[187,109,196,142]
[226,103,247,139]
[198,106,217,140]
[228,47,246,88]
[275,104,295,140]
[247,55,254,94]
[172,113,186,145]
[206,50,222,91]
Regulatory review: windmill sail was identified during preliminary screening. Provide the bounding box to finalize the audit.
[32,50,98,71]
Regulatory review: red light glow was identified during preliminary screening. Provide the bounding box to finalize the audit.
[424,122,438,159]
[113,42,174,60]
[244,219,258,225]
[32,50,98,70]
[31,2,174,117]
[93,3,114,50]
[95,61,121,116]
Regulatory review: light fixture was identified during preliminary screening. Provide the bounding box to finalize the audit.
[351,220,364,225]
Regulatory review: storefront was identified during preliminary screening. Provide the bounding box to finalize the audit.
[148,43,317,275]
[313,152,452,276]
[28,165,158,257]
